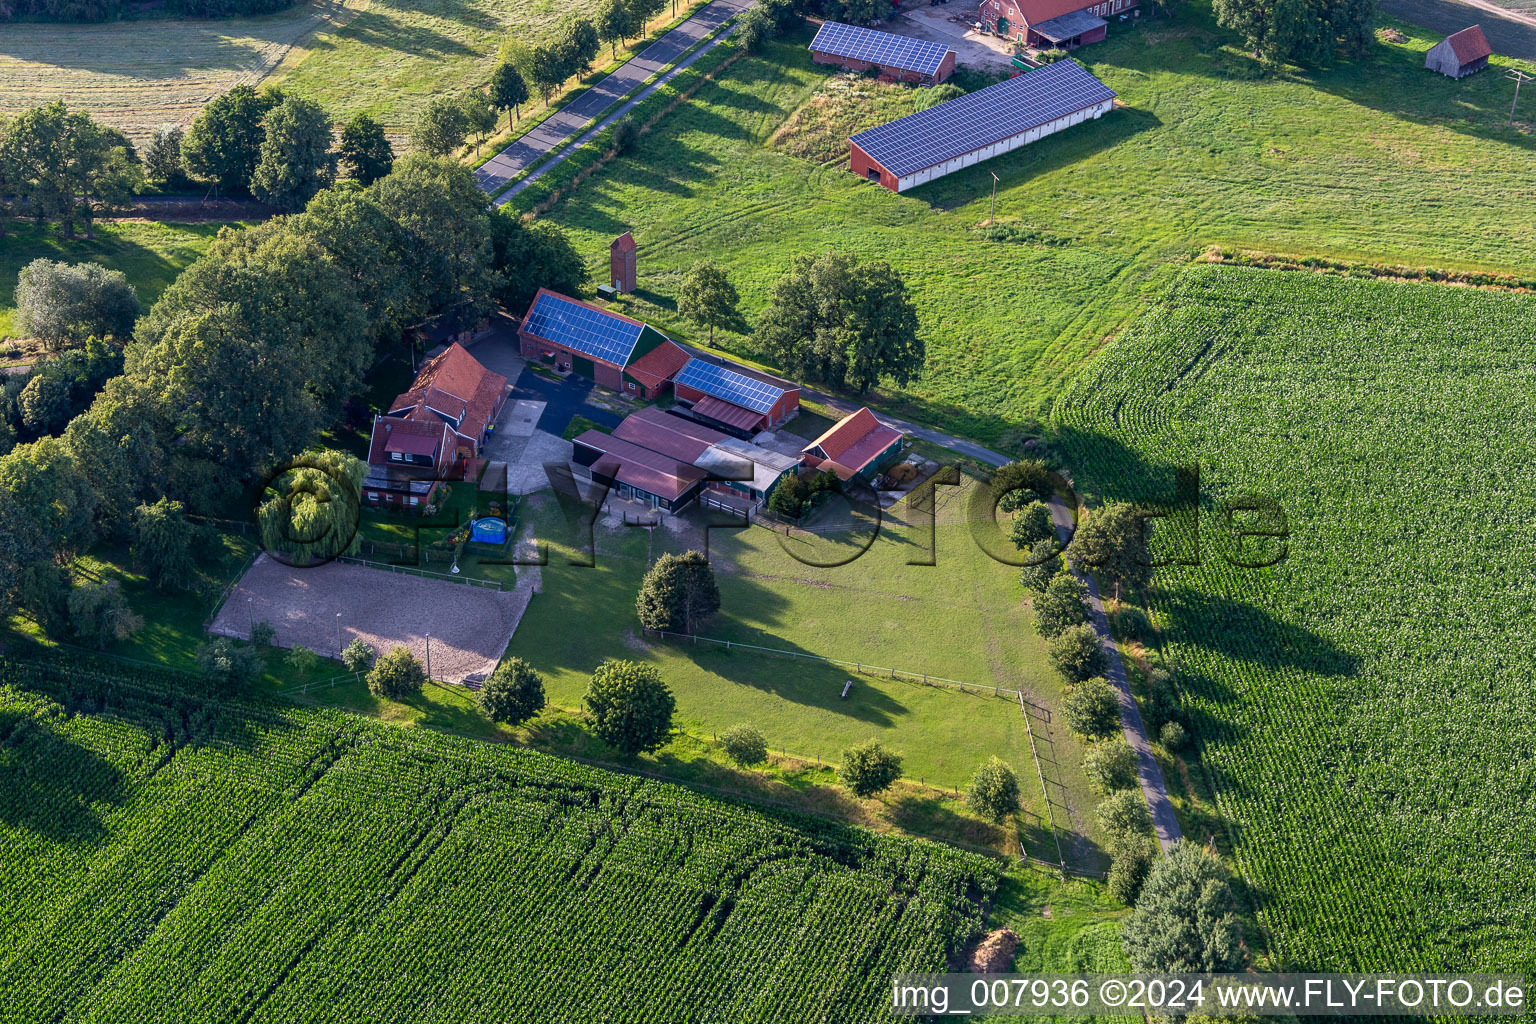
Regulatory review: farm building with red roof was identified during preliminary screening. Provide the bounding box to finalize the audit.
[1425,25,1492,78]
[981,0,1132,48]
[801,407,904,482]
[518,289,681,399]
[670,356,800,437]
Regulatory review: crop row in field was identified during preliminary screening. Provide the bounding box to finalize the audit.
[1051,264,1536,971]
[0,653,999,1023]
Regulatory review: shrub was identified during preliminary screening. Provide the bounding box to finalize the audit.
[368,646,425,700]
[1048,622,1105,683]
[838,740,903,798]
[721,723,769,766]
[1122,842,1247,971]
[612,114,640,153]
[584,659,675,754]
[1112,605,1153,642]
[480,656,547,726]
[635,550,720,635]
[1009,499,1054,551]
[249,620,276,647]
[1095,788,1154,847]
[1142,667,1181,732]
[66,580,142,649]
[1160,721,1188,751]
[1062,676,1121,740]
[1107,836,1157,906]
[913,82,965,112]
[1083,737,1139,794]
[15,258,140,350]
[196,638,262,686]
[1033,572,1089,638]
[737,5,774,50]
[286,645,320,673]
[144,124,186,184]
[341,637,376,678]
[966,757,1020,823]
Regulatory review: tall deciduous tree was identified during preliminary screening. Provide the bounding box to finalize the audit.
[967,757,1020,822]
[595,0,640,54]
[527,44,571,104]
[292,182,414,336]
[338,113,394,185]
[251,95,336,211]
[5,102,140,237]
[1033,571,1090,638]
[677,260,739,347]
[411,95,470,156]
[488,61,531,128]
[584,659,676,754]
[370,154,500,321]
[459,91,499,147]
[558,17,602,77]
[257,451,365,566]
[1071,501,1154,599]
[755,252,924,395]
[182,85,283,193]
[1061,674,1120,737]
[635,550,721,635]
[143,124,185,184]
[1121,842,1248,971]
[489,210,587,312]
[130,497,197,591]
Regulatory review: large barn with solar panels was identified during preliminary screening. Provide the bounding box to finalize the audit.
[849,59,1115,193]
[672,356,801,437]
[809,22,957,84]
[517,288,687,399]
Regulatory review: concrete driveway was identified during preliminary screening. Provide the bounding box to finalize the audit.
[895,2,1020,71]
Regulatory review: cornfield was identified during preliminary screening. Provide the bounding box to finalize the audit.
[1053,265,1536,971]
[0,653,998,1022]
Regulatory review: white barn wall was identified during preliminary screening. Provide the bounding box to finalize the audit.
[892,98,1113,192]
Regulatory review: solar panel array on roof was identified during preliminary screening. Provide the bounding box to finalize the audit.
[850,59,1116,178]
[810,21,952,77]
[675,358,784,414]
[523,291,644,366]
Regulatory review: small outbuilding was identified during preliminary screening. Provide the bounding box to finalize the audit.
[1425,25,1492,78]
[801,407,904,482]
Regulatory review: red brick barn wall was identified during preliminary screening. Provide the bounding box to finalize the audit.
[850,142,898,192]
[518,330,625,390]
[813,50,875,72]
[769,389,800,427]
[934,51,956,83]
[674,381,708,405]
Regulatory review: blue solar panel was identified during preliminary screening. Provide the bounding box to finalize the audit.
[675,358,784,414]
[849,59,1116,179]
[810,21,953,78]
[523,292,644,366]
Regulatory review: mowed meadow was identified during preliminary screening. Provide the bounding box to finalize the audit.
[523,11,1536,447]
[1054,264,1536,972]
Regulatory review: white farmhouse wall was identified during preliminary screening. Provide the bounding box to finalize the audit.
[892,98,1113,192]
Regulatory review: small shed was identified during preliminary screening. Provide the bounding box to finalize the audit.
[1426,25,1492,79]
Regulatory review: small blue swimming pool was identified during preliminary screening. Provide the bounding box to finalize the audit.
[471,517,508,544]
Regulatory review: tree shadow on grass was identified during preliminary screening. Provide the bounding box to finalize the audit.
[886,791,1006,851]
[0,708,123,844]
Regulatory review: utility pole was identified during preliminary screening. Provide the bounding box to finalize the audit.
[335,612,342,656]
[989,171,999,223]
[1509,69,1533,126]
[425,633,432,681]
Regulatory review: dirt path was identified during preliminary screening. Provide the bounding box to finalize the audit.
[1047,496,1181,853]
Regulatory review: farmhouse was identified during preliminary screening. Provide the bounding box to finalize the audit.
[849,59,1116,193]
[671,356,801,436]
[981,0,1133,48]
[802,407,904,481]
[518,288,684,399]
[1425,25,1492,78]
[809,21,957,84]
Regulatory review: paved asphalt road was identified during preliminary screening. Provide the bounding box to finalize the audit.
[475,0,753,198]
[510,368,622,437]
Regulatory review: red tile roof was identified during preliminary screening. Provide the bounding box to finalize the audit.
[803,407,903,475]
[1447,24,1492,64]
[624,339,690,391]
[992,0,1102,29]
[388,343,507,445]
[573,429,705,501]
[612,406,726,462]
[611,232,636,253]
[691,394,766,431]
[367,417,453,467]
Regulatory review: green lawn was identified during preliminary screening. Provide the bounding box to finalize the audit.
[522,14,1536,449]
[0,221,228,339]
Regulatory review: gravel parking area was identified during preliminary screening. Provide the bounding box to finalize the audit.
[210,554,533,684]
